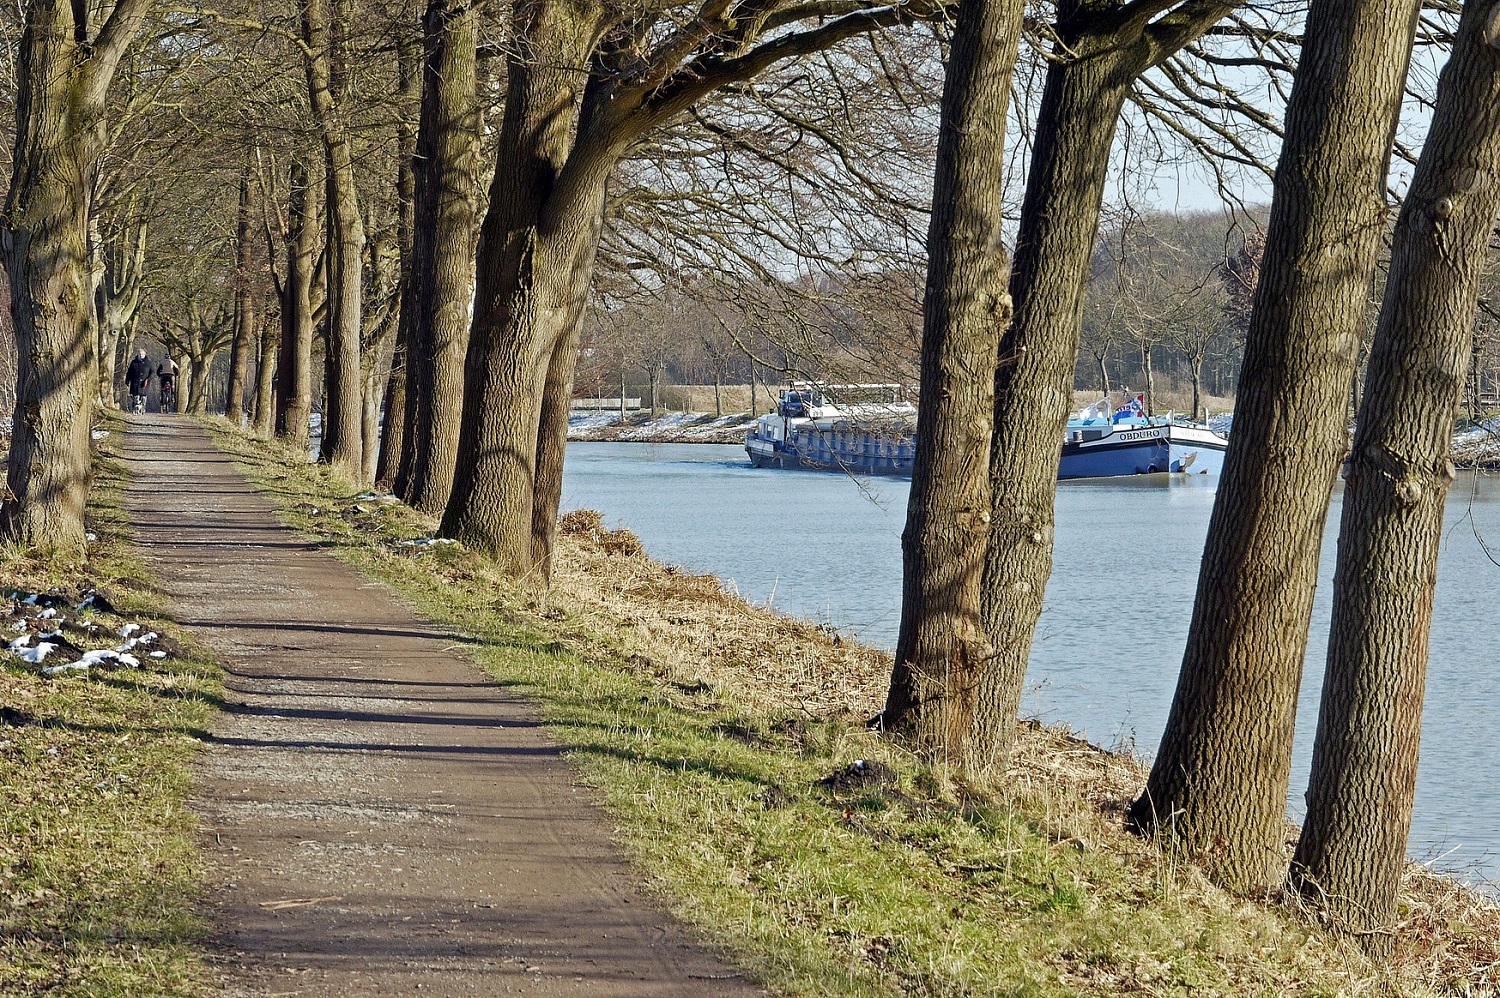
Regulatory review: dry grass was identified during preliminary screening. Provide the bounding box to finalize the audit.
[207,418,1500,996]
[546,516,1500,996]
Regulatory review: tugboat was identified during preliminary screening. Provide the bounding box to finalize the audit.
[745,384,917,475]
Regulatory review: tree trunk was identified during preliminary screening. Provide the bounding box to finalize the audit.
[276,161,318,453]
[1291,0,1500,948]
[303,0,366,484]
[1189,354,1203,421]
[1097,353,1109,397]
[1130,0,1422,893]
[1141,342,1155,414]
[102,213,146,409]
[0,0,152,557]
[360,232,401,486]
[531,313,588,577]
[714,374,721,417]
[439,0,608,572]
[441,160,610,572]
[375,33,420,488]
[187,348,211,414]
[225,172,256,424]
[881,0,1025,766]
[253,297,279,438]
[396,0,481,514]
[955,0,1233,768]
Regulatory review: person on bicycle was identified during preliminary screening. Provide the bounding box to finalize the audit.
[125,349,151,412]
[157,356,180,412]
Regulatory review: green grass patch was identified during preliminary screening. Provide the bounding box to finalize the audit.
[205,418,1470,997]
[1,416,222,997]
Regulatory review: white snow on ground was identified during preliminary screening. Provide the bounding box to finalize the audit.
[15,642,57,664]
[567,409,757,443]
[5,589,165,677]
[1454,419,1500,466]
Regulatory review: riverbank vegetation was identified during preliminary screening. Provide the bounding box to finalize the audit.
[206,417,1500,995]
[0,426,219,995]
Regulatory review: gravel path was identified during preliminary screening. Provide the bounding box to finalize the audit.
[121,415,761,996]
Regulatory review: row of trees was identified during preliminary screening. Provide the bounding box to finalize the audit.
[887,0,1500,955]
[1,0,1494,961]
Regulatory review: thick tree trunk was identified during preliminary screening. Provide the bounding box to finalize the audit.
[397,0,481,514]
[187,348,211,414]
[971,30,1147,768]
[440,0,607,572]
[1291,1,1500,948]
[957,0,1237,769]
[1130,0,1421,892]
[303,0,366,484]
[440,163,609,571]
[881,0,1025,765]
[0,0,153,558]
[276,162,318,452]
[225,173,256,424]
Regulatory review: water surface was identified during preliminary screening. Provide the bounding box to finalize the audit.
[561,441,1500,886]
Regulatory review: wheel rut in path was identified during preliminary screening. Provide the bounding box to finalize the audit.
[121,416,762,996]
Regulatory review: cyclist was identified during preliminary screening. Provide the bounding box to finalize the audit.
[157,355,180,413]
[125,349,151,413]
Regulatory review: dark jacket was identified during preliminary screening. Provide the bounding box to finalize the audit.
[126,356,151,391]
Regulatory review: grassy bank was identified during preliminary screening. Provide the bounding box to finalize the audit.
[210,418,1498,996]
[0,422,221,996]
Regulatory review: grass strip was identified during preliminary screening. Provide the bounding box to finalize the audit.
[1,418,221,997]
[206,418,1498,997]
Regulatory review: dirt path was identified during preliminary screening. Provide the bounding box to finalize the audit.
[120,416,762,996]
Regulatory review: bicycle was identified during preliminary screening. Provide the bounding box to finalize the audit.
[159,380,177,413]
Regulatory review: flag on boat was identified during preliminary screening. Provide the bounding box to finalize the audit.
[1081,398,1111,421]
[1113,394,1146,422]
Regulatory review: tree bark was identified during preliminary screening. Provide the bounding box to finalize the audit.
[1291,0,1500,947]
[226,172,256,424]
[376,32,420,489]
[1,0,154,559]
[252,295,279,437]
[396,0,481,514]
[101,211,147,408]
[360,232,401,486]
[276,161,319,452]
[893,0,1232,768]
[1131,0,1422,893]
[440,0,609,572]
[302,0,366,484]
[880,0,1025,766]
